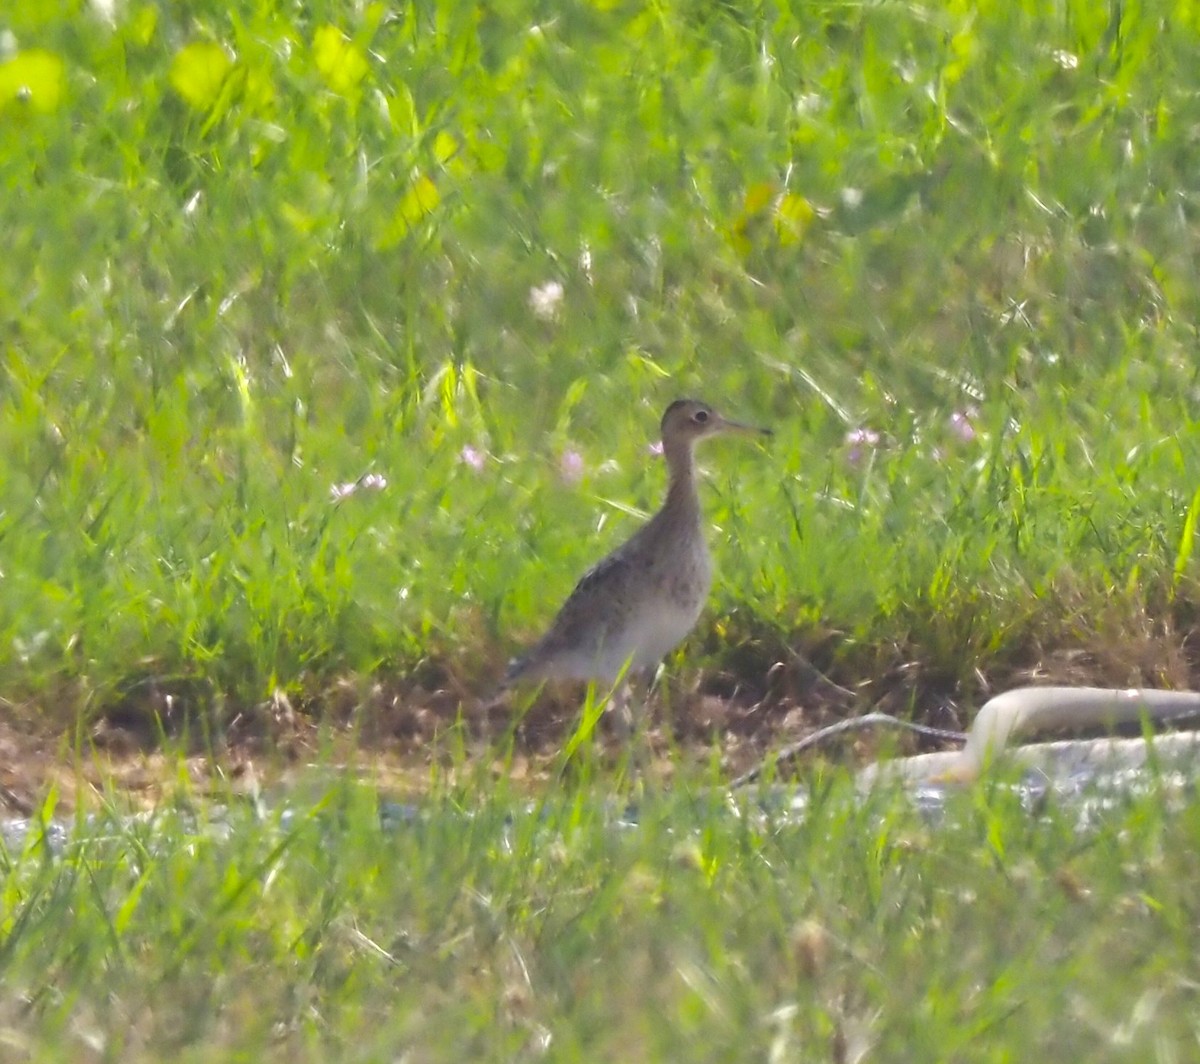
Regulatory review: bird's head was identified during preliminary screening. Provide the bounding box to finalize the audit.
[660,398,772,446]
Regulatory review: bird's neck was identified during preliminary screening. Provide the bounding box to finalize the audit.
[663,442,701,519]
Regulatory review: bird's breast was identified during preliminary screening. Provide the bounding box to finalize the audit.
[619,538,711,668]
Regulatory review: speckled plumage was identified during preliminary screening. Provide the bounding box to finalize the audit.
[505,399,770,690]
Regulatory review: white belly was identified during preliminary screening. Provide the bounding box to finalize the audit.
[595,545,712,680]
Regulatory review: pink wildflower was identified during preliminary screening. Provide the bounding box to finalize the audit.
[459,445,486,471]
[844,428,880,465]
[949,408,978,443]
[529,280,564,321]
[559,449,585,484]
[330,473,389,501]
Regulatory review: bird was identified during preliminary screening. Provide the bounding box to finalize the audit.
[503,398,771,723]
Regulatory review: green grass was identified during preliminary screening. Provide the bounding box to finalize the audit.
[6,0,1200,731]
[6,4,1200,1055]
[2,772,1199,1060]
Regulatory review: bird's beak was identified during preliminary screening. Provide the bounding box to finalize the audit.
[716,416,773,438]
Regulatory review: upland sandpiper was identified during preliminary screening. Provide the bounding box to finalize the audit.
[504,399,770,715]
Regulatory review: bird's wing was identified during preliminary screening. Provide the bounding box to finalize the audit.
[505,543,642,683]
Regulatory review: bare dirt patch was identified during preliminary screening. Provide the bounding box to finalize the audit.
[5,611,1199,815]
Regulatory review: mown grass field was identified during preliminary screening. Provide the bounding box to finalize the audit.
[3,772,1200,1062]
[5,0,1200,1059]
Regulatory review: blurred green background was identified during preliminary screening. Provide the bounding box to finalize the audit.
[4,0,1200,729]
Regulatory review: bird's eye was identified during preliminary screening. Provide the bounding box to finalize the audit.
[693,409,709,423]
